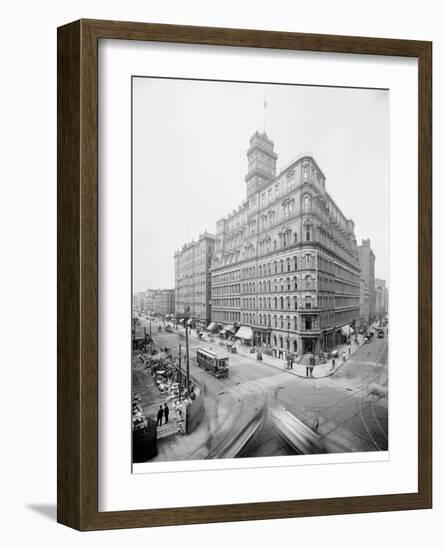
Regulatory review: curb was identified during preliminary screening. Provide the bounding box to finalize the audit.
[168,327,363,381]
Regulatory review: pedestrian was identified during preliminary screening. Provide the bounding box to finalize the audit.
[164,403,169,424]
[332,357,336,370]
[348,345,351,356]
[306,364,309,377]
[309,364,314,377]
[156,405,164,426]
[342,351,346,362]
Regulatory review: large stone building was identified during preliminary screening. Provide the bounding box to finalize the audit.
[211,131,361,357]
[174,232,215,328]
[358,238,376,323]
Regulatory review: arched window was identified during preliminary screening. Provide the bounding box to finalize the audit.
[274,297,277,309]
[287,278,290,291]
[294,297,298,310]
[287,258,291,272]
[303,194,311,212]
[305,316,312,330]
[280,296,284,309]
[293,317,298,330]
[306,226,312,242]
[287,316,290,329]
[305,275,312,289]
[280,259,284,273]
[305,296,312,309]
[280,315,284,328]
[294,276,298,290]
[287,296,291,309]
[293,232,298,244]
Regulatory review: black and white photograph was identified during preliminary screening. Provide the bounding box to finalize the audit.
[131,77,389,464]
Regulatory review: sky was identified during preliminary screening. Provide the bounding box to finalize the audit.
[133,77,389,292]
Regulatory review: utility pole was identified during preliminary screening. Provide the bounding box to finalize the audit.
[185,322,190,396]
[178,344,182,402]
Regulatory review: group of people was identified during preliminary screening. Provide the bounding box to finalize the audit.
[156,403,169,426]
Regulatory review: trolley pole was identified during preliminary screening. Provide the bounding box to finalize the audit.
[185,324,190,396]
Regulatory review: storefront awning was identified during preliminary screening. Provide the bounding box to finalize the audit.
[235,326,253,340]
[340,324,354,336]
[207,322,216,331]
[225,325,236,333]
[179,318,184,323]
[186,319,193,326]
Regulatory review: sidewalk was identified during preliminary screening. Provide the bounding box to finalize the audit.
[190,328,364,379]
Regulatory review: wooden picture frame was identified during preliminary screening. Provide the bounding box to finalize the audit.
[57,19,432,530]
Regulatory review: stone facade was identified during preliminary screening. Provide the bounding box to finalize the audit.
[174,232,215,327]
[358,238,376,322]
[211,131,361,357]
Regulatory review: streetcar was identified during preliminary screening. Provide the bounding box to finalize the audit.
[196,347,229,378]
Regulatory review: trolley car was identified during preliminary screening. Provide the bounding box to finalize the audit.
[196,348,229,378]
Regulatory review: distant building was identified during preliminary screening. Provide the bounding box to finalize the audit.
[211,130,361,356]
[359,277,370,325]
[358,238,376,323]
[132,291,147,312]
[174,232,216,328]
[144,289,156,313]
[375,278,388,317]
[152,289,175,316]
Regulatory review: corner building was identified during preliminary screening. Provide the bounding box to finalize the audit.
[174,232,215,328]
[211,131,360,357]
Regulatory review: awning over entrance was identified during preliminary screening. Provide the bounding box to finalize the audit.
[224,325,236,333]
[340,324,354,336]
[206,322,216,331]
[179,318,184,323]
[235,326,253,340]
[186,319,193,326]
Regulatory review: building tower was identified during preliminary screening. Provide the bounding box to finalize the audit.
[245,131,278,197]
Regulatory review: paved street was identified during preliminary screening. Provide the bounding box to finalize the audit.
[135,317,388,459]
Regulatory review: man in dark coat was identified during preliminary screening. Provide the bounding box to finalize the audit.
[164,403,169,424]
[156,405,164,426]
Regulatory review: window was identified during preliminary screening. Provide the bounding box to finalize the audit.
[305,275,312,290]
[303,194,311,212]
[293,232,298,244]
[275,183,280,197]
[305,296,312,309]
[305,316,312,330]
[306,227,311,241]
